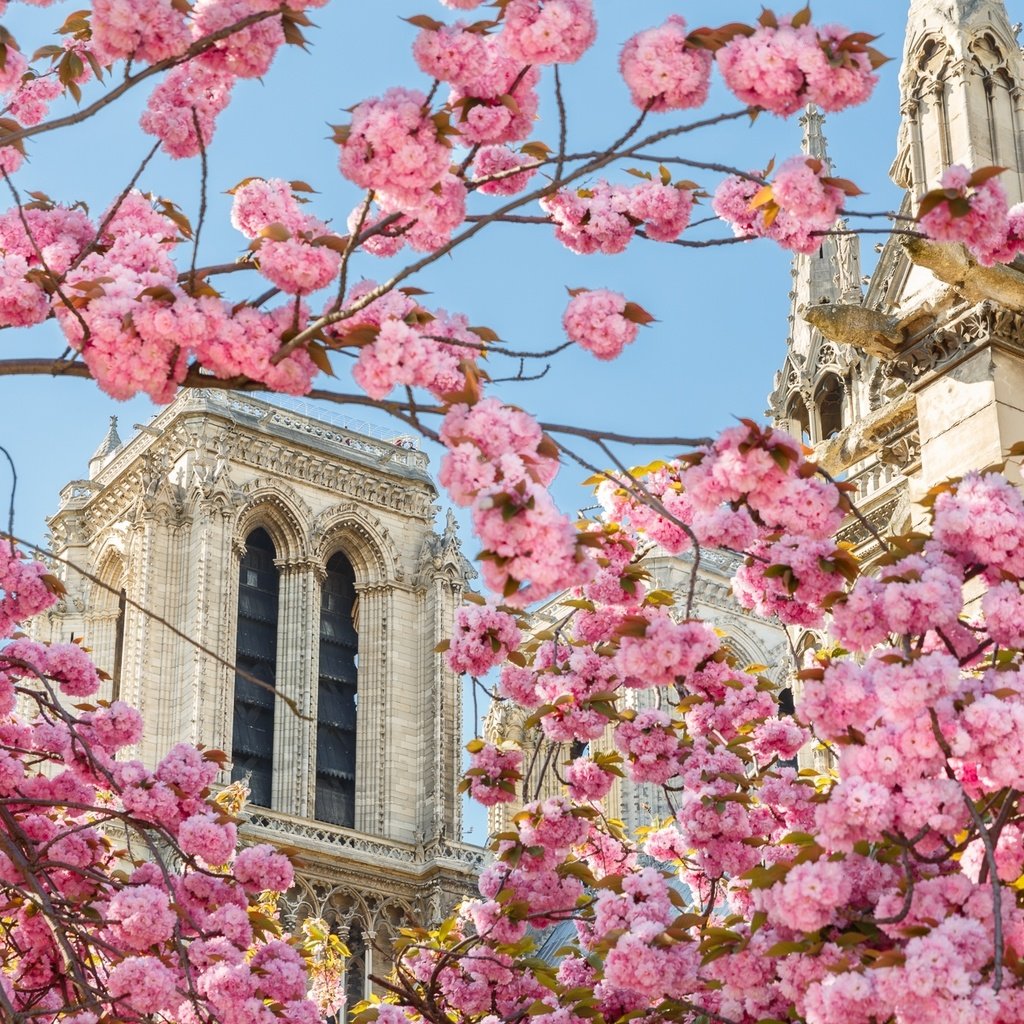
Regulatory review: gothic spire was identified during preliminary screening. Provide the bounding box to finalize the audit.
[88,415,122,479]
[785,106,863,365]
[893,0,1024,201]
[802,103,830,167]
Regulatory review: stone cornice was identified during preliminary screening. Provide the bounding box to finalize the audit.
[242,810,484,886]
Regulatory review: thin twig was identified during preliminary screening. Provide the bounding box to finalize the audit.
[331,189,374,314]
[0,9,292,148]
[929,707,1004,990]
[554,65,568,182]
[0,170,91,342]
[65,140,161,278]
[0,357,718,449]
[0,445,15,540]
[188,107,209,292]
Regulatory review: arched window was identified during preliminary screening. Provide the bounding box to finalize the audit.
[816,373,844,440]
[111,588,127,703]
[778,687,795,717]
[778,687,798,770]
[787,397,811,445]
[232,528,278,808]
[344,921,366,1010]
[912,41,954,189]
[316,551,358,827]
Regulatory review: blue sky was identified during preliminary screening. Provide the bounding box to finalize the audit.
[0,1,955,546]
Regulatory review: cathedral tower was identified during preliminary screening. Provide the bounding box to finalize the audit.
[38,389,481,1001]
[769,106,864,448]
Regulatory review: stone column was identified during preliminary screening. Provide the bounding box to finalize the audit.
[272,559,321,818]
[189,496,237,754]
[128,506,164,765]
[354,583,390,837]
[424,571,463,841]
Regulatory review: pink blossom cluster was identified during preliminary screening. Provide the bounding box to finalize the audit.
[500,0,597,67]
[439,399,590,604]
[91,0,190,66]
[619,16,713,112]
[615,616,720,689]
[0,539,340,1021]
[732,535,851,627]
[614,709,682,784]
[464,742,523,806]
[521,643,617,744]
[591,867,701,999]
[561,289,642,360]
[451,58,541,146]
[446,602,522,676]
[0,201,95,326]
[541,178,694,254]
[917,164,1024,266]
[716,15,878,116]
[713,157,847,255]
[230,178,342,294]
[333,281,480,401]
[931,471,1024,579]
[0,540,57,637]
[471,144,540,197]
[338,88,452,207]
[412,21,490,85]
[141,62,236,159]
[1,637,100,699]
[354,172,468,258]
[564,755,617,801]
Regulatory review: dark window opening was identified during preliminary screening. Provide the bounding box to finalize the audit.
[787,397,811,445]
[111,588,126,703]
[816,374,844,440]
[316,551,358,827]
[778,687,795,717]
[232,528,278,808]
[778,687,798,770]
[345,922,366,1011]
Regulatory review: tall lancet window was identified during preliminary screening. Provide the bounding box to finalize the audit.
[111,588,127,703]
[232,528,278,808]
[787,397,811,445]
[816,373,844,440]
[316,551,358,827]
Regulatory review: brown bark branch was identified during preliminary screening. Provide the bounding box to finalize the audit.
[0,9,290,148]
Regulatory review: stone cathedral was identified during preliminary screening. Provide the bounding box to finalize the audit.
[35,389,482,1004]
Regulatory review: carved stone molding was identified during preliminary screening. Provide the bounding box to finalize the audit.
[233,480,313,562]
[311,503,403,585]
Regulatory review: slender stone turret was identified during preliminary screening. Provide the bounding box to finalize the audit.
[893,0,1024,203]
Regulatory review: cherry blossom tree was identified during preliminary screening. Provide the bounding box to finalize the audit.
[2,2,1024,1023]
[0,536,347,1022]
